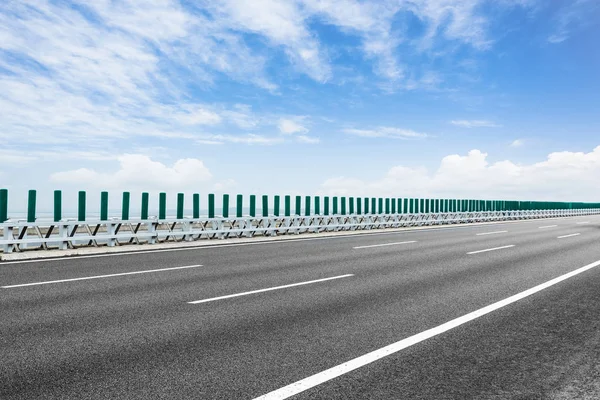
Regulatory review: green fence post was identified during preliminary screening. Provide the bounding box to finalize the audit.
[390,198,395,214]
[305,196,311,216]
[371,198,376,214]
[122,192,131,220]
[349,197,355,214]
[236,195,243,217]
[175,193,184,219]
[249,195,256,217]
[208,194,215,218]
[77,191,86,222]
[274,195,280,217]
[26,190,37,223]
[262,195,269,217]
[333,196,338,215]
[193,194,200,219]
[315,196,321,215]
[54,190,63,222]
[159,193,166,219]
[324,196,330,215]
[357,197,362,214]
[0,189,7,223]
[284,195,291,217]
[378,198,383,214]
[364,197,369,214]
[425,199,430,214]
[403,198,408,214]
[341,197,346,215]
[223,194,230,218]
[385,198,390,214]
[295,195,301,216]
[141,192,149,220]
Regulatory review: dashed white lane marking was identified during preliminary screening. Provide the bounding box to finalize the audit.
[1,265,203,288]
[576,222,590,225]
[557,233,581,239]
[188,274,354,304]
[475,230,508,236]
[353,241,417,249]
[538,225,557,229]
[253,259,600,400]
[467,245,515,255]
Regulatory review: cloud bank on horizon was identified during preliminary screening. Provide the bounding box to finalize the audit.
[1,0,599,205]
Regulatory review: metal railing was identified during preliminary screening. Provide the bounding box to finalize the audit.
[2,209,598,254]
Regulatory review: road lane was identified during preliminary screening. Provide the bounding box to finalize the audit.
[1,215,600,399]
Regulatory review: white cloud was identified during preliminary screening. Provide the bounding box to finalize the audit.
[318,146,600,201]
[204,0,331,81]
[343,127,428,139]
[450,120,501,128]
[50,154,212,191]
[278,118,309,134]
[296,135,320,144]
[196,134,283,145]
[547,0,597,44]
[510,139,524,147]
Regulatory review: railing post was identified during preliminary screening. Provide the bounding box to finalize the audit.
[0,189,7,223]
[305,196,311,217]
[314,196,321,215]
[349,197,355,214]
[141,192,149,220]
[208,194,215,218]
[78,191,86,222]
[333,196,338,215]
[364,197,369,214]
[378,198,383,214]
[54,190,62,222]
[371,198,376,214]
[159,193,167,220]
[249,195,256,217]
[356,197,362,214]
[324,196,330,216]
[236,194,243,218]
[193,193,200,218]
[122,192,131,221]
[274,195,280,217]
[284,195,290,217]
[385,198,390,214]
[223,194,230,218]
[341,197,346,215]
[101,191,109,221]
[27,190,37,223]
[295,196,301,216]
[262,195,269,217]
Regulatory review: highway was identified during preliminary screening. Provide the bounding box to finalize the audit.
[1,215,600,399]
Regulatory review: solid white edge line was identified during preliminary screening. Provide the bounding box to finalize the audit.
[475,230,508,236]
[188,274,354,304]
[253,259,600,400]
[466,245,515,255]
[1,264,203,288]
[353,241,417,249]
[576,222,590,224]
[557,233,581,239]
[538,225,557,229]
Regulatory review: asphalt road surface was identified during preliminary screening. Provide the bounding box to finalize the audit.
[1,215,600,399]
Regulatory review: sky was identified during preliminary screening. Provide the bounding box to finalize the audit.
[1,0,600,212]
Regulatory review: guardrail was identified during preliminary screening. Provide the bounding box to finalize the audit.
[1,189,599,254]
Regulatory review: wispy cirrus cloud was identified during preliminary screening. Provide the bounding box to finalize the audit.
[343,127,428,139]
[450,120,501,128]
[547,0,598,44]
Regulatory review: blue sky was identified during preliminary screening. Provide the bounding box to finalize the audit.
[1,0,600,211]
